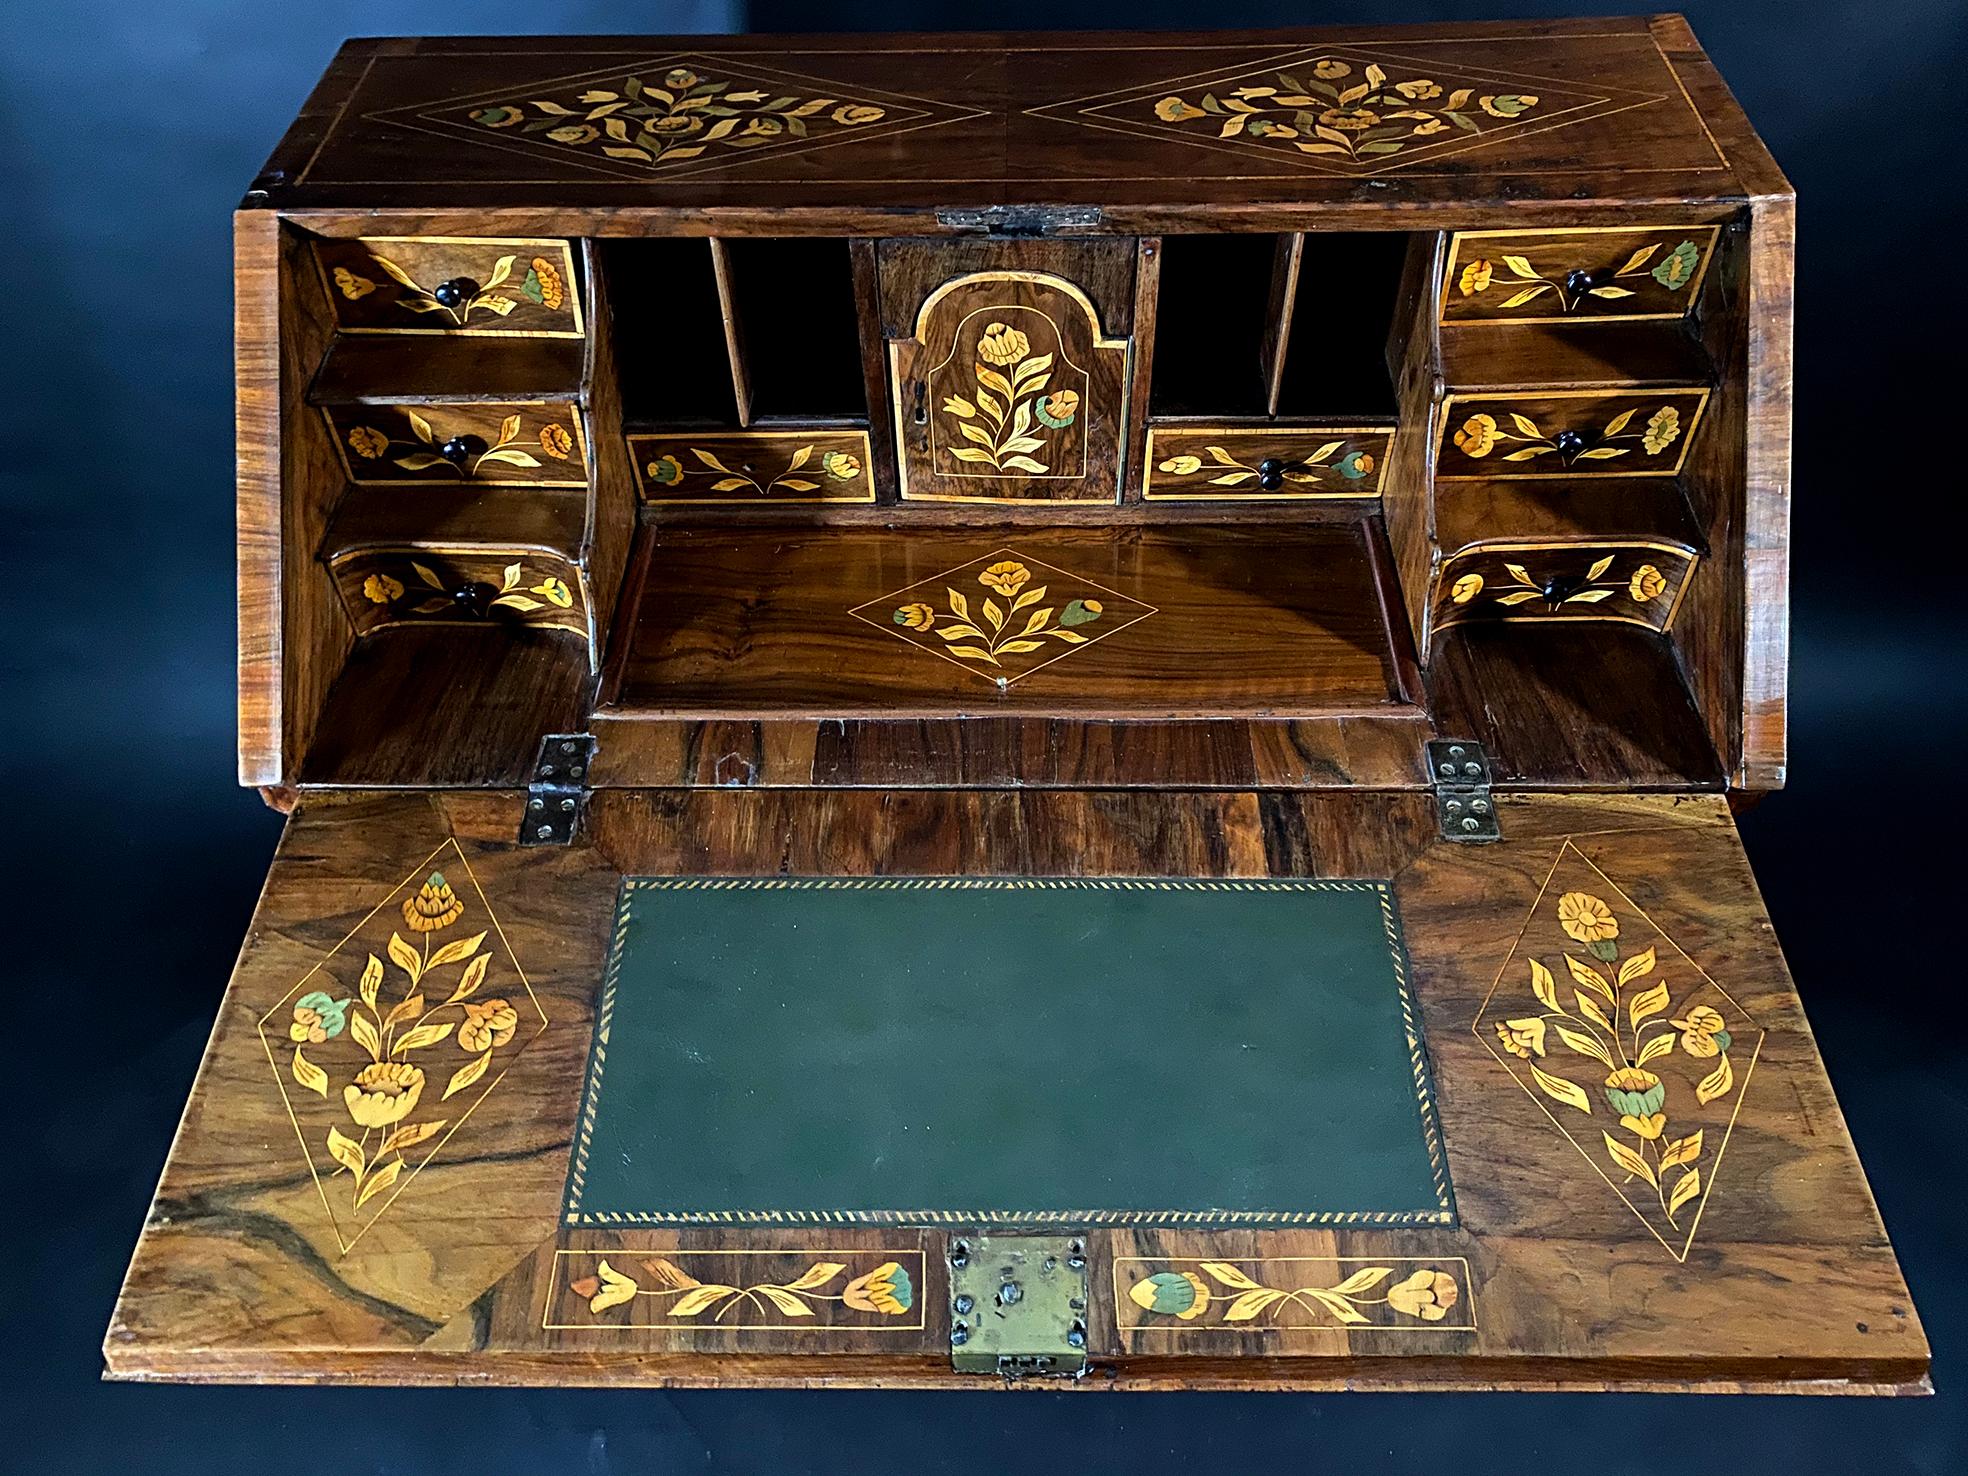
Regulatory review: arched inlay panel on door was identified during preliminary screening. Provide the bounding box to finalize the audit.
[891,271,1130,503]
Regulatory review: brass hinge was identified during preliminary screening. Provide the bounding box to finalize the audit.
[1426,738,1500,842]
[519,734,594,846]
[947,1235,1090,1379]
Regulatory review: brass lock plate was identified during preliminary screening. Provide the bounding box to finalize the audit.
[947,1234,1090,1378]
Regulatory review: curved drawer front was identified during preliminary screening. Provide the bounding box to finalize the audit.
[1441,226,1720,325]
[328,547,590,640]
[629,430,875,503]
[327,403,589,486]
[1435,388,1709,481]
[1432,540,1697,634]
[314,236,585,337]
[1143,425,1390,500]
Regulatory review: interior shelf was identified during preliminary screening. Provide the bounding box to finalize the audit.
[1432,477,1704,556]
[1427,622,1723,788]
[302,625,594,786]
[1438,320,1714,392]
[598,521,1421,720]
[308,335,585,406]
[321,483,588,558]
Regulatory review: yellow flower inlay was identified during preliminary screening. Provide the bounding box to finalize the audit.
[363,573,403,605]
[1642,406,1682,455]
[1495,1017,1546,1059]
[403,872,464,932]
[1387,1269,1459,1321]
[538,423,574,460]
[1458,259,1493,296]
[978,560,1031,597]
[1453,413,1499,457]
[841,1260,912,1315]
[343,1061,426,1128]
[459,998,519,1052]
[1629,564,1667,602]
[347,425,390,459]
[1557,892,1619,944]
[977,323,1030,367]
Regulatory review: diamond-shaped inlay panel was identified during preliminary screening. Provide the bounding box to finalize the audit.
[1472,842,1763,1262]
[1030,45,1650,176]
[258,839,547,1256]
[847,547,1156,688]
[371,54,984,180]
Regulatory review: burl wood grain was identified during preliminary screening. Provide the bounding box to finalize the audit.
[107,790,1925,1390]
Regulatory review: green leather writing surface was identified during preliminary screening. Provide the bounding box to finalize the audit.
[565,878,1452,1226]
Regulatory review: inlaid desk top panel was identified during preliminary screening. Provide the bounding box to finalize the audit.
[258,18,1780,219]
[105,790,1925,1391]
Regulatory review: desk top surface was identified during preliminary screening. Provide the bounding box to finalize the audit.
[254,18,1787,222]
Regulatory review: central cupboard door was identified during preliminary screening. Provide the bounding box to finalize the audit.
[882,239,1138,502]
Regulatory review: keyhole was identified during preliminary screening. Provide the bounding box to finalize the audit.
[912,382,927,425]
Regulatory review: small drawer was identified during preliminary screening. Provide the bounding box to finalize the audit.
[329,548,590,640]
[1143,425,1390,500]
[1441,226,1720,325]
[1435,388,1709,481]
[629,430,876,503]
[327,403,589,486]
[1432,541,1697,635]
[314,236,584,337]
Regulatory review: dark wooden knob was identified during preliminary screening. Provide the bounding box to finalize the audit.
[439,434,482,464]
[1541,575,1583,606]
[1256,457,1294,492]
[451,581,493,616]
[1553,429,1588,460]
[1564,267,1605,296]
[432,276,477,309]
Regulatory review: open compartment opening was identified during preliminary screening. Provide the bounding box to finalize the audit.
[1146,235,1279,419]
[716,237,869,423]
[603,238,741,428]
[1274,231,1406,419]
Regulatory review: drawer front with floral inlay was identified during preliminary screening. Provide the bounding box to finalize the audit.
[1436,388,1709,480]
[629,430,875,503]
[1143,425,1390,500]
[327,403,589,486]
[314,237,584,337]
[329,549,590,640]
[1441,226,1720,324]
[1432,541,1697,634]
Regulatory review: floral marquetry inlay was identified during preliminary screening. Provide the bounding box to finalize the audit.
[313,238,583,337]
[258,840,547,1256]
[1472,845,1764,1262]
[1436,389,1710,480]
[1027,45,1636,177]
[629,430,875,503]
[1116,1258,1475,1334]
[847,547,1155,688]
[1443,227,1721,324]
[547,1249,926,1332]
[379,55,983,180]
[1434,543,1695,635]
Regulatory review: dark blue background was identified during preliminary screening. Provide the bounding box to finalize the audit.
[4,1,1961,1470]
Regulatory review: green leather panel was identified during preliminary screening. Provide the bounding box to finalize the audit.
[564,878,1453,1227]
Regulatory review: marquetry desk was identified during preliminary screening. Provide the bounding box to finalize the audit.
[107,19,1928,1393]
